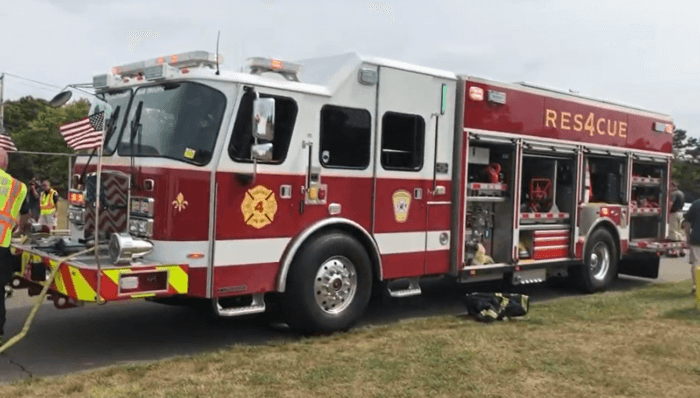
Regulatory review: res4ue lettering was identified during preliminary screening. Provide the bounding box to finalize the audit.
[545,109,628,138]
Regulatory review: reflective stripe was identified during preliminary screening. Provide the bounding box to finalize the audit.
[156,265,188,293]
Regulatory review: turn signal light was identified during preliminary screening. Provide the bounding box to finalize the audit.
[69,192,85,206]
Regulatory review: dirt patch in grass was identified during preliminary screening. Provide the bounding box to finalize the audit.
[2,281,700,398]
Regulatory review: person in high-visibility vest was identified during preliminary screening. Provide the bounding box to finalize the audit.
[0,148,28,344]
[39,178,59,231]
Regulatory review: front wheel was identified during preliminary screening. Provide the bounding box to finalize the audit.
[281,231,373,334]
[572,228,618,293]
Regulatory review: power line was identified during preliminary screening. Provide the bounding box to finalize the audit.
[2,72,61,89]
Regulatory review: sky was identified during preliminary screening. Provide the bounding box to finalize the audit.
[1,0,699,135]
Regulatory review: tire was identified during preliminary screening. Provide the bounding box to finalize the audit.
[281,231,373,334]
[572,228,618,293]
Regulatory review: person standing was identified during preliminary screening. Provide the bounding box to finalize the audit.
[683,198,700,296]
[0,148,28,344]
[39,178,59,231]
[667,181,685,257]
[27,176,40,222]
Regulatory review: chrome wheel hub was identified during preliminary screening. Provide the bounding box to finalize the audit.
[314,256,357,314]
[589,242,610,281]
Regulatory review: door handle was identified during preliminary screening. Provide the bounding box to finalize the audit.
[414,188,423,200]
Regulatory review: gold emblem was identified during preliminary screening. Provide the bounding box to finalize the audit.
[392,190,411,223]
[172,193,188,212]
[241,185,278,229]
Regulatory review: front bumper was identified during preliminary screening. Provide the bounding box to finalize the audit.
[10,243,188,304]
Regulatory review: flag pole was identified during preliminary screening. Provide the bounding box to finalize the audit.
[93,134,104,303]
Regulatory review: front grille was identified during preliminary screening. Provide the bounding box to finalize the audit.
[84,171,130,240]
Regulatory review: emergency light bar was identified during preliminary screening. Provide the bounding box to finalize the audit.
[93,51,223,88]
[246,57,302,82]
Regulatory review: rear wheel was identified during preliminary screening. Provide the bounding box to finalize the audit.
[281,231,373,334]
[572,228,618,293]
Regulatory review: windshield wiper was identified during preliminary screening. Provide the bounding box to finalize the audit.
[78,105,121,189]
[129,101,144,188]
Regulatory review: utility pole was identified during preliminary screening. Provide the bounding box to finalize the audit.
[0,73,5,135]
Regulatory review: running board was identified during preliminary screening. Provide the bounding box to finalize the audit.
[213,293,266,317]
[512,269,547,285]
[387,278,422,298]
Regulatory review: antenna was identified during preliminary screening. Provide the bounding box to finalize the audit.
[215,30,221,76]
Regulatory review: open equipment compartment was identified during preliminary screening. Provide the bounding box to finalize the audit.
[465,141,515,265]
[629,161,666,240]
[517,149,576,261]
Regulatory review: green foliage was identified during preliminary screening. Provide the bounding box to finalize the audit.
[4,96,90,196]
[671,128,700,201]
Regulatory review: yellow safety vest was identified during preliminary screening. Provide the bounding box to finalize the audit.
[40,188,57,216]
[0,169,27,248]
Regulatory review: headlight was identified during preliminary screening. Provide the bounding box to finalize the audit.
[129,218,153,237]
[68,207,85,225]
[130,197,155,217]
[129,220,139,234]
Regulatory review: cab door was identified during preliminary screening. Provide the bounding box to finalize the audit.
[372,67,453,279]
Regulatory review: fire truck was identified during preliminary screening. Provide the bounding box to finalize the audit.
[9,50,683,334]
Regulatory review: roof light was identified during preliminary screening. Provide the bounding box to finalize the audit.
[110,51,223,79]
[246,57,302,82]
[270,59,284,70]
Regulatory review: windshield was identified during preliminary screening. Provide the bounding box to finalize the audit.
[101,90,133,155]
[115,82,226,166]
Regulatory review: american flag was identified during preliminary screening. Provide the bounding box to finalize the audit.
[0,132,17,152]
[59,111,105,151]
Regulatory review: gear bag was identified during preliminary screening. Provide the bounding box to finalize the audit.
[464,292,530,322]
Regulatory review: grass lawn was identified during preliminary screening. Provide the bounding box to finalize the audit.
[1,281,699,398]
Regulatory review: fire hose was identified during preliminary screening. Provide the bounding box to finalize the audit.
[0,245,96,355]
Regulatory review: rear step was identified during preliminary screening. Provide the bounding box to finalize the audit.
[214,293,266,317]
[387,278,422,298]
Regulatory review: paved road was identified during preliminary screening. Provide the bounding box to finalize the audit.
[0,257,692,385]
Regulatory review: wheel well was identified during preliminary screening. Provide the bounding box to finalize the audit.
[277,220,383,293]
[320,225,382,281]
[588,221,621,259]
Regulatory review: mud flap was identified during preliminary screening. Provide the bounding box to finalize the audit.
[618,252,660,279]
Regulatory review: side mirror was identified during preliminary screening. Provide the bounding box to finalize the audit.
[251,143,273,162]
[252,98,275,141]
[49,90,73,107]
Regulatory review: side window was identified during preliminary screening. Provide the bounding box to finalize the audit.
[380,112,425,171]
[319,105,372,169]
[229,91,298,163]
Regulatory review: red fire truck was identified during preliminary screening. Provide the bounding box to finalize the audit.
[9,51,684,333]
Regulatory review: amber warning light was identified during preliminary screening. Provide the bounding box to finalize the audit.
[69,192,85,206]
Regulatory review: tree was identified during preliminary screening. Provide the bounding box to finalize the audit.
[671,128,700,202]
[4,96,90,196]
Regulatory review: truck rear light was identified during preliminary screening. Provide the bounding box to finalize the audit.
[318,188,326,200]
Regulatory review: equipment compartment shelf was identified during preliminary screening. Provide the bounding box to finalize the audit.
[466,196,507,203]
[519,223,572,231]
[520,212,570,222]
[467,182,508,191]
[631,176,662,186]
[630,207,661,216]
